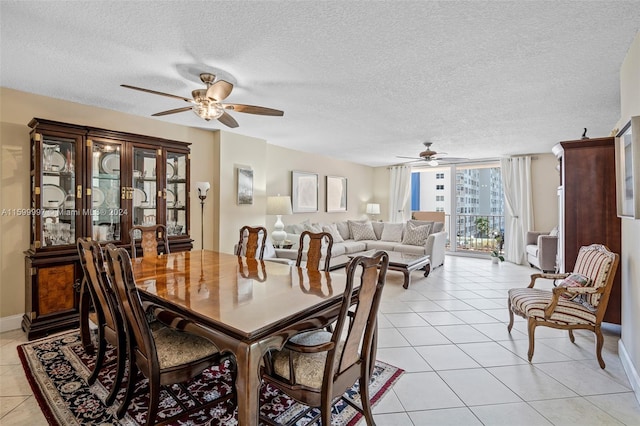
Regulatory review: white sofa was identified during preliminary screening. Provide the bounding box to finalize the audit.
[271,219,447,270]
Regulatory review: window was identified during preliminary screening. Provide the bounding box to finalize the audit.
[436,184,444,190]
[436,173,444,179]
[436,195,444,201]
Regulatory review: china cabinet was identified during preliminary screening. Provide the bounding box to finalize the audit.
[553,136,621,324]
[23,118,192,339]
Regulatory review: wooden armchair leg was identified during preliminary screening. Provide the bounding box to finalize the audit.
[527,318,536,362]
[595,326,606,369]
[568,329,575,343]
[507,298,514,333]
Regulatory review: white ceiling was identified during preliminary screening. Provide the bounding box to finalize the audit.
[1,1,639,167]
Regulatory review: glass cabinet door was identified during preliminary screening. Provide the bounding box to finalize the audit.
[35,134,79,247]
[166,150,188,237]
[90,141,123,243]
[131,146,159,237]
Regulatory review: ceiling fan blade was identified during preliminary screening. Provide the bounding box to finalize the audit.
[217,111,239,128]
[121,84,194,103]
[222,103,284,116]
[206,80,234,101]
[396,156,424,160]
[151,106,193,117]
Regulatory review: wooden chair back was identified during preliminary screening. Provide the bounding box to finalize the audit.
[129,224,169,259]
[236,226,267,260]
[296,231,333,271]
[237,256,267,282]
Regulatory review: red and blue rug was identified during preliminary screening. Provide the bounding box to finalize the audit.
[18,330,403,425]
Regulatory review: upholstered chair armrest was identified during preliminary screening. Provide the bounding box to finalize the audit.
[285,339,335,353]
[526,231,545,245]
[528,272,569,288]
[544,286,605,318]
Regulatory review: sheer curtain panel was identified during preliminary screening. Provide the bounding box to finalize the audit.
[389,165,412,223]
[500,156,534,264]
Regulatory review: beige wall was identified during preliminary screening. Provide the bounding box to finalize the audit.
[618,31,640,400]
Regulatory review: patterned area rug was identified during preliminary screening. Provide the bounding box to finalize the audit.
[18,330,403,425]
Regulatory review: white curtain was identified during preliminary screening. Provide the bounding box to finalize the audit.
[500,156,534,264]
[389,165,412,223]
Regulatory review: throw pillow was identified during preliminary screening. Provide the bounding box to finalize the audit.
[549,226,559,237]
[557,273,592,300]
[304,222,323,233]
[322,223,344,243]
[432,222,444,233]
[372,221,384,240]
[336,221,350,240]
[402,222,432,246]
[347,219,370,239]
[380,222,404,242]
[349,221,377,241]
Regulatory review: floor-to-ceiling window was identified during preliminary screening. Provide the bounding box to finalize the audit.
[411,161,505,255]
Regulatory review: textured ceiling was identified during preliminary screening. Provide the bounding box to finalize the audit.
[1,1,639,167]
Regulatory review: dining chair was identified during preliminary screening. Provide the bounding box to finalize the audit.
[129,224,169,259]
[261,250,389,425]
[236,225,267,259]
[104,245,235,425]
[508,244,619,368]
[296,230,333,271]
[77,238,127,406]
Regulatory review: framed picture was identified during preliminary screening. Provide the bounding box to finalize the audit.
[237,167,254,205]
[326,175,347,212]
[291,171,318,213]
[615,116,640,218]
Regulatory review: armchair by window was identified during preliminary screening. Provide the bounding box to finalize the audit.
[525,228,558,272]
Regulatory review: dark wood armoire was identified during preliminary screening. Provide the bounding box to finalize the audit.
[553,136,621,324]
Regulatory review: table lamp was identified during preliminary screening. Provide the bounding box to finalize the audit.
[266,195,292,246]
[366,203,380,221]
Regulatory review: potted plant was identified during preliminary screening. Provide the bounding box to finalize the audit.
[491,250,504,264]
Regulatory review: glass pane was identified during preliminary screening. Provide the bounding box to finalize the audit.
[166,151,187,236]
[91,143,121,242]
[40,136,76,247]
[132,148,158,236]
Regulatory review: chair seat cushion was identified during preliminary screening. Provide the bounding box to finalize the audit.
[271,330,334,389]
[525,244,538,257]
[508,288,596,325]
[152,326,219,369]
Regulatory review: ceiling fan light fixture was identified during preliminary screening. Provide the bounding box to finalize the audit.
[193,101,224,120]
[428,159,439,167]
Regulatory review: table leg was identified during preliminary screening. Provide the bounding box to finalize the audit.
[423,264,431,277]
[234,342,261,426]
[402,269,411,289]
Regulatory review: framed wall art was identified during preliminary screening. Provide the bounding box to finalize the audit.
[291,170,318,213]
[237,167,254,205]
[615,116,640,218]
[326,175,347,212]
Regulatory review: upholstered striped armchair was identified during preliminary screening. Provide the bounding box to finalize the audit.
[507,244,619,369]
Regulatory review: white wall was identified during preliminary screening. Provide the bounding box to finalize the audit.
[617,30,640,403]
[531,153,560,232]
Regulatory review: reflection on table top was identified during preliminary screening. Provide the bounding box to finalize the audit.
[131,250,347,340]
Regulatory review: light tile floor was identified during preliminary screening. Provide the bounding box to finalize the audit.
[1,256,639,425]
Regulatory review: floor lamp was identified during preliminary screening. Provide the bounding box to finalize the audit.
[196,182,210,250]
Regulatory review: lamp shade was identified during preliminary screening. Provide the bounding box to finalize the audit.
[195,181,210,195]
[366,203,380,215]
[267,195,293,215]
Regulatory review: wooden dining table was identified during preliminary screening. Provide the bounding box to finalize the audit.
[130,250,348,426]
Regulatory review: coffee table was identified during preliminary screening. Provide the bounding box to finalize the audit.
[349,250,430,289]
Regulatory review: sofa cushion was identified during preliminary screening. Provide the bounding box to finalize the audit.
[393,244,426,255]
[432,222,444,233]
[322,223,344,243]
[347,219,369,239]
[330,243,347,256]
[402,222,432,246]
[366,240,402,251]
[525,244,538,257]
[304,222,323,233]
[336,221,350,241]
[409,219,434,230]
[349,221,377,241]
[372,221,384,240]
[380,222,404,242]
[340,240,368,254]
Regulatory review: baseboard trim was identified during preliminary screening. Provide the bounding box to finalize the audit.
[619,339,640,405]
[0,314,23,333]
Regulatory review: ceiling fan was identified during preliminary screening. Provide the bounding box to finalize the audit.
[397,142,467,166]
[121,73,284,128]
